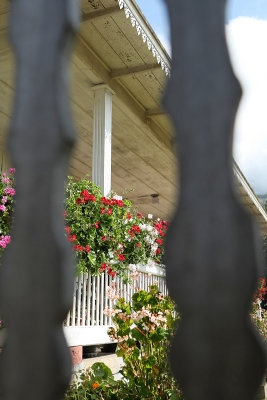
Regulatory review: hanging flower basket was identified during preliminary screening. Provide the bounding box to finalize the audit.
[64,177,168,280]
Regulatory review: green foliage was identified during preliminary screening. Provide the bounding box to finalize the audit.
[251,278,267,341]
[65,285,183,400]
[0,170,16,258]
[108,284,182,400]
[64,177,168,278]
[65,363,117,400]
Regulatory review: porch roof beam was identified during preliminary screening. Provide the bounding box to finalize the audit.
[82,6,121,23]
[146,108,165,118]
[111,63,161,79]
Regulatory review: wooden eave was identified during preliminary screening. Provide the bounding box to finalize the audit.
[0,0,266,233]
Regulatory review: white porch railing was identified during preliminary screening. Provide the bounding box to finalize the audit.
[63,263,167,347]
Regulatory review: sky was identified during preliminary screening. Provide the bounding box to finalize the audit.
[136,0,267,194]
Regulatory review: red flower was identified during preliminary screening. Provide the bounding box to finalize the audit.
[107,208,112,215]
[156,248,161,255]
[156,238,163,245]
[118,254,126,262]
[101,235,106,241]
[64,226,71,234]
[138,213,142,219]
[95,222,99,229]
[100,263,107,272]
[76,198,84,205]
[137,242,141,248]
[63,210,67,218]
[132,225,140,233]
[84,194,96,202]
[117,200,124,207]
[80,190,90,198]
[158,230,165,237]
[68,235,76,242]
[86,245,90,253]
[73,244,84,251]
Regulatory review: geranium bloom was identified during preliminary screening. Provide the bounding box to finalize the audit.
[3,178,9,184]
[118,254,126,262]
[156,238,163,245]
[64,226,71,234]
[1,196,7,204]
[86,245,90,253]
[4,188,15,196]
[100,263,107,272]
[0,235,11,248]
[9,168,16,174]
[132,225,140,233]
[68,234,76,242]
[73,244,84,251]
[76,198,84,205]
[80,190,90,198]
[0,205,6,212]
[107,208,112,215]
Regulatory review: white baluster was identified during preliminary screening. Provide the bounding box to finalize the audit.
[100,273,104,325]
[82,273,87,326]
[92,277,96,326]
[104,270,108,325]
[72,278,77,326]
[77,274,82,327]
[87,273,92,326]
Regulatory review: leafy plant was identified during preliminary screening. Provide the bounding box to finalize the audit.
[104,283,182,399]
[65,362,117,400]
[0,169,16,258]
[65,283,183,400]
[64,177,168,278]
[251,278,267,341]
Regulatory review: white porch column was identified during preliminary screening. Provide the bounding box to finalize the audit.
[92,84,115,196]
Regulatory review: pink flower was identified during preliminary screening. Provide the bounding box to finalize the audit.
[1,196,7,204]
[4,188,15,196]
[0,235,11,248]
[3,178,9,184]
[0,205,6,212]
[9,168,16,173]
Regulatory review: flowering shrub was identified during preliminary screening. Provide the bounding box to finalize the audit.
[251,278,267,341]
[65,282,183,400]
[65,362,116,399]
[105,282,182,399]
[64,177,168,278]
[0,169,15,257]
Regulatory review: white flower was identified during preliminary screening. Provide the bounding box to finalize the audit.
[118,244,123,250]
[148,214,153,219]
[152,244,158,252]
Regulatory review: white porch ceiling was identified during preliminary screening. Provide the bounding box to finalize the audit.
[0,0,266,233]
